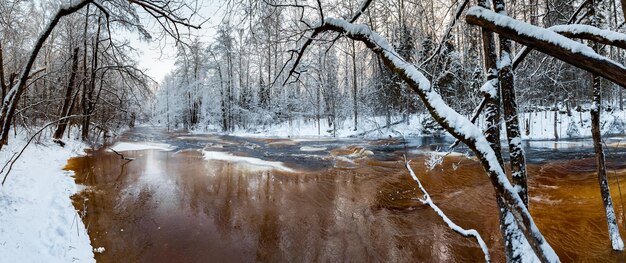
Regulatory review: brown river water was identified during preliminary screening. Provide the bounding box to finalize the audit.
[67,127,626,262]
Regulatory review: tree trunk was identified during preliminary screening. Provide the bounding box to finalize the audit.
[495,0,530,209]
[553,102,559,140]
[53,47,80,140]
[82,16,101,141]
[352,40,358,131]
[0,0,92,149]
[590,0,624,250]
[591,73,624,251]
[477,0,525,260]
[0,43,7,100]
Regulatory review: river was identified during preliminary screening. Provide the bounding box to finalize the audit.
[67,126,626,262]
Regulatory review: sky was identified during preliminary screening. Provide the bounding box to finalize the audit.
[125,0,224,85]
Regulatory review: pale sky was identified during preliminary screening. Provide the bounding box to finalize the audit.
[125,0,224,84]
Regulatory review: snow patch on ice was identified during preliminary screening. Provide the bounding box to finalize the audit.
[108,142,174,152]
[202,150,294,172]
[300,146,327,152]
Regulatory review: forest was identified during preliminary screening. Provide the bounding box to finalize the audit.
[2,0,626,262]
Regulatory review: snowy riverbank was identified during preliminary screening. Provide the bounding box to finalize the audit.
[193,110,626,140]
[0,135,94,262]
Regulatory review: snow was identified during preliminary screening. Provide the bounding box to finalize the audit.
[210,109,626,144]
[519,110,626,140]
[504,212,540,262]
[300,146,327,152]
[108,142,174,152]
[549,24,626,43]
[224,115,427,138]
[202,150,294,172]
[0,135,94,262]
[480,79,498,98]
[467,7,626,71]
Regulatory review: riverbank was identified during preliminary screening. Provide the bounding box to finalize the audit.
[0,133,94,262]
[189,110,626,140]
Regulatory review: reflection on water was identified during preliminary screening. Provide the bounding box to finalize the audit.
[68,136,626,262]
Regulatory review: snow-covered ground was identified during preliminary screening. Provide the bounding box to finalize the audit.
[519,110,626,140]
[0,135,94,263]
[197,115,429,138]
[194,110,626,140]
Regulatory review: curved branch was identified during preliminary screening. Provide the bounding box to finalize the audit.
[283,0,375,85]
[405,160,490,262]
[314,17,559,262]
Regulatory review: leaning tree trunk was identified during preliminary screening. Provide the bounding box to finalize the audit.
[53,47,80,140]
[590,0,624,250]
[477,0,526,260]
[492,0,532,260]
[591,73,624,251]
[297,18,558,261]
[499,44,529,207]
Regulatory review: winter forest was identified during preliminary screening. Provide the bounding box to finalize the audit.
[3,0,626,262]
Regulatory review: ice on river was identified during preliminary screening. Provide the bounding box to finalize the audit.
[202,150,294,172]
[108,142,174,152]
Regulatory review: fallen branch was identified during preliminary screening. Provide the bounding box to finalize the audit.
[405,158,490,262]
[108,147,134,161]
[350,119,405,137]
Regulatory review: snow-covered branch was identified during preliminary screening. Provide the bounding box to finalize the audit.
[466,7,626,88]
[313,17,559,262]
[549,24,626,50]
[405,160,491,262]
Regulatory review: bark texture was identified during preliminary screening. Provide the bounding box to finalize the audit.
[53,47,80,140]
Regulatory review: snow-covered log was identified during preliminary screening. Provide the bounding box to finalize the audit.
[298,18,560,263]
[466,7,626,88]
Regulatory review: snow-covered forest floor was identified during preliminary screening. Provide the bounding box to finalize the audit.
[0,131,94,263]
[191,110,626,140]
